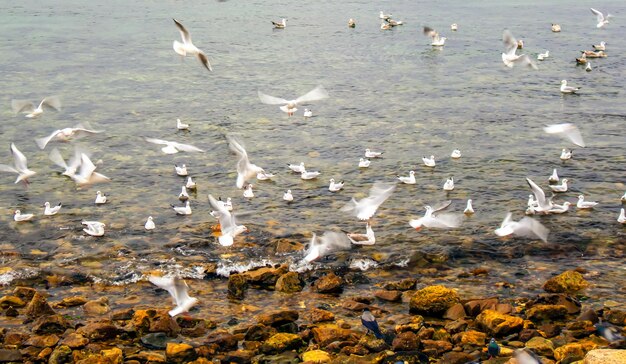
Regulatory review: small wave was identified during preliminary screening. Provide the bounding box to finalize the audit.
[0,268,39,286]
[215,258,280,277]
[350,258,379,271]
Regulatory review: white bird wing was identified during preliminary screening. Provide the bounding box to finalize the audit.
[257,90,289,105]
[10,143,29,172]
[424,213,462,228]
[208,194,235,232]
[171,141,204,153]
[145,137,169,146]
[342,182,396,220]
[41,96,62,111]
[36,130,61,149]
[227,135,261,188]
[514,217,549,242]
[432,200,452,212]
[512,54,538,69]
[543,123,585,147]
[173,18,192,44]
[295,85,329,104]
[502,30,518,56]
[526,178,551,211]
[590,8,605,22]
[48,148,69,169]
[500,212,513,229]
[148,276,178,305]
[75,153,98,182]
[317,231,351,256]
[11,100,34,114]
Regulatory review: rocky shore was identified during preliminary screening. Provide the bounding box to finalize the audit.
[0,267,624,364]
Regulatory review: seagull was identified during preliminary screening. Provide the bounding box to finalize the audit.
[526,178,554,213]
[288,162,305,173]
[464,199,474,215]
[283,190,293,202]
[82,221,105,237]
[175,164,188,176]
[14,210,34,222]
[208,194,247,246]
[329,178,344,192]
[303,109,312,118]
[451,149,462,159]
[303,231,351,263]
[256,171,275,181]
[258,85,328,116]
[380,22,392,30]
[348,19,356,28]
[622,192,626,203]
[0,143,37,184]
[176,118,189,130]
[537,50,549,61]
[43,202,62,216]
[243,184,254,198]
[341,182,396,220]
[488,338,500,359]
[301,170,320,180]
[345,223,375,245]
[361,308,383,339]
[218,197,233,211]
[72,153,110,186]
[549,178,569,192]
[409,205,462,230]
[443,177,454,191]
[145,138,204,154]
[148,276,199,317]
[592,41,606,51]
[513,349,542,364]
[423,27,446,46]
[379,11,392,20]
[582,50,607,58]
[178,186,189,201]
[95,191,107,204]
[543,123,585,147]
[385,18,403,27]
[185,176,196,190]
[145,216,155,230]
[172,19,212,71]
[548,201,571,214]
[551,24,561,32]
[560,80,580,94]
[590,8,611,28]
[49,147,82,178]
[560,149,573,160]
[502,30,538,69]
[272,18,286,29]
[422,155,436,167]
[358,158,371,168]
[494,213,549,242]
[451,23,458,31]
[548,169,559,183]
[35,124,103,149]
[577,195,598,209]
[226,135,266,188]
[172,201,192,215]
[397,171,416,184]
[528,194,538,209]
[586,62,592,72]
[576,52,588,65]
[11,96,61,118]
[365,149,383,158]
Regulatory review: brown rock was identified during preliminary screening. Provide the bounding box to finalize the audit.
[455,330,486,346]
[131,309,180,336]
[166,342,197,363]
[341,299,369,312]
[60,333,89,348]
[25,292,55,317]
[256,309,298,327]
[538,323,561,338]
[242,266,286,288]
[445,319,469,334]
[476,309,524,336]
[54,296,88,308]
[543,270,589,293]
[204,330,238,351]
[244,324,275,341]
[438,351,475,364]
[227,274,247,300]
[32,314,71,334]
[554,343,585,363]
[0,349,22,362]
[383,278,417,291]
[12,286,36,300]
[311,324,360,347]
[531,294,581,314]
[308,308,335,323]
[275,238,305,254]
[37,347,53,360]
[302,349,332,363]
[464,298,498,316]
[0,296,26,309]
[126,351,167,363]
[578,309,599,323]
[519,328,540,342]
[395,316,425,334]
[221,350,255,364]
[359,336,387,352]
[422,339,452,355]
[603,309,626,326]
[100,347,123,364]
[409,285,460,317]
[83,297,110,316]
[24,334,60,348]
[261,333,304,354]
[526,304,568,321]
[76,322,122,341]
[3,331,28,346]
[564,320,596,338]
[444,303,467,320]
[374,290,402,302]
[392,331,420,351]
[314,272,344,293]
[48,345,72,364]
[583,348,626,363]
[275,272,303,293]
[525,336,555,357]
[111,308,135,321]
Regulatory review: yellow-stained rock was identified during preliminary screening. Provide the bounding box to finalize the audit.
[101,347,123,364]
[525,336,555,357]
[459,330,487,346]
[543,270,589,293]
[476,309,524,336]
[554,343,585,363]
[165,342,197,363]
[302,349,331,363]
[261,333,304,354]
[409,285,459,316]
[312,324,360,347]
[0,295,26,309]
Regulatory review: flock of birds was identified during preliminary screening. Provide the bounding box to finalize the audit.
[2,7,624,325]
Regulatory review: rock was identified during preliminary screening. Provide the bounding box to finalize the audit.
[302,349,331,363]
[131,309,180,336]
[0,349,22,362]
[554,343,585,364]
[525,337,555,357]
[603,309,626,326]
[111,308,135,321]
[244,324,275,341]
[37,347,53,361]
[464,298,498,316]
[519,328,541,342]
[307,308,335,323]
[392,331,420,351]
[311,324,360,347]
[25,292,55,317]
[383,278,417,291]
[60,333,89,349]
[314,272,344,294]
[3,331,28,345]
[341,299,369,312]
[438,351,475,364]
[583,349,626,363]
[4,306,18,317]
[538,323,561,338]
[374,290,402,302]
[385,351,430,364]
[221,350,255,364]
[261,333,304,354]
[141,332,174,350]
[564,320,596,338]
[275,238,305,254]
[531,294,581,314]
[204,330,238,351]
[444,319,468,334]
[101,347,123,364]
[12,286,36,300]
[126,351,167,363]
[409,285,460,317]
[54,296,88,308]
[476,309,524,336]
[421,339,453,356]
[359,336,387,352]
[444,303,467,320]
[526,304,568,321]
[32,314,71,334]
[455,330,486,346]
[275,272,303,293]
[83,297,110,316]
[0,296,26,309]
[24,334,60,348]
[166,342,197,363]
[242,266,287,288]
[256,310,298,327]
[543,270,589,293]
[48,345,72,364]
[395,315,425,333]
[76,322,122,341]
[578,309,599,323]
[227,274,247,300]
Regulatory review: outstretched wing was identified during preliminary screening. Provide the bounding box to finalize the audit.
[41,96,62,111]
[258,90,289,105]
[173,19,191,44]
[590,8,604,22]
[11,100,34,115]
[295,85,329,104]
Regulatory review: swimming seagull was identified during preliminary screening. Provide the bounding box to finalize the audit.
[329,178,344,192]
[423,27,446,46]
[145,138,204,154]
[385,18,403,27]
[451,149,462,159]
[303,108,312,118]
[464,199,474,215]
[49,147,82,178]
[544,123,585,147]
[494,213,549,242]
[409,205,462,230]
[11,96,61,118]
[348,19,356,28]
[397,171,416,184]
[365,149,383,158]
[361,308,384,339]
[341,182,396,220]
[303,231,352,263]
[443,177,454,191]
[537,50,549,61]
[358,158,371,168]
[560,149,572,160]
[422,155,436,167]
[590,8,611,28]
[72,153,110,186]
[526,178,554,213]
[0,143,37,184]
[616,209,625,224]
[14,210,34,222]
[82,221,105,237]
[548,169,559,183]
[502,30,538,69]
[380,22,392,30]
[43,202,62,216]
[178,186,189,201]
[379,11,392,20]
[176,118,189,130]
[345,223,375,245]
[577,195,598,209]
[185,176,196,190]
[548,201,571,214]
[175,164,188,176]
[272,18,286,29]
[256,171,275,181]
[172,19,212,71]
[551,24,561,32]
[586,62,592,72]
[172,201,192,215]
[226,135,266,188]
[258,85,329,116]
[592,41,606,51]
[549,178,569,192]
[243,184,254,198]
[301,169,321,180]
[208,194,247,246]
[145,216,155,230]
[283,190,293,202]
[560,80,580,94]
[288,162,305,173]
[148,276,199,317]
[451,23,458,31]
[36,124,103,149]
[95,191,107,204]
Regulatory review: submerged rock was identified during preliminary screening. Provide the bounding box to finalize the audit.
[25,292,55,317]
[311,324,360,347]
[476,309,523,336]
[275,272,303,293]
[314,272,344,293]
[256,309,298,327]
[227,274,248,300]
[526,304,568,321]
[261,333,304,354]
[0,296,26,309]
[131,309,180,336]
[83,296,110,316]
[383,278,417,291]
[409,285,459,316]
[543,270,589,293]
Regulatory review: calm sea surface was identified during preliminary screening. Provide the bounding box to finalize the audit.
[0,1,625,304]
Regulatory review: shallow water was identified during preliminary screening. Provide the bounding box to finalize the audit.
[0,0,625,306]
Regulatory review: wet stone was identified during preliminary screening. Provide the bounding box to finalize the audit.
[59,332,89,349]
[53,296,88,308]
[314,272,344,294]
[374,289,402,302]
[341,299,369,312]
[307,308,335,323]
[0,296,26,309]
[302,349,331,363]
[0,349,22,362]
[4,306,18,317]
[32,314,71,335]
[543,270,589,293]
[578,308,599,323]
[131,309,180,336]
[421,339,453,356]
[141,332,172,350]
[383,278,417,291]
[111,307,135,321]
[166,342,197,363]
[48,345,72,364]
[83,297,110,316]
[464,298,498,316]
[409,285,460,317]
[274,238,305,254]
[476,309,524,336]
[3,331,28,346]
[526,304,568,322]
[227,274,247,300]
[444,303,467,320]
[24,334,60,348]
[25,292,55,318]
[311,324,360,347]
[256,309,298,327]
[392,331,420,351]
[12,287,36,301]
[275,272,303,293]
[76,321,122,341]
[261,333,304,354]
[242,265,287,289]
[244,323,275,341]
[204,330,238,351]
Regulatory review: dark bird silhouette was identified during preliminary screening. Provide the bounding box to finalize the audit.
[361,308,383,339]
[487,338,500,358]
